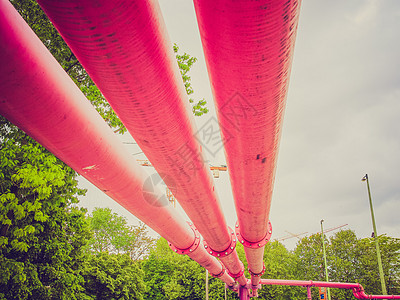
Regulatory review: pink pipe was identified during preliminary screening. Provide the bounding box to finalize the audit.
[35,0,246,284]
[0,0,234,286]
[238,285,250,300]
[259,279,400,299]
[307,286,312,300]
[194,0,301,284]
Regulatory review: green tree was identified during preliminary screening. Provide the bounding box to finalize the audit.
[142,238,208,300]
[81,253,145,300]
[258,241,304,300]
[173,44,209,116]
[293,234,328,299]
[88,208,155,259]
[356,235,400,296]
[0,119,91,299]
[88,208,130,254]
[328,230,359,299]
[294,234,326,281]
[378,236,400,295]
[292,230,400,299]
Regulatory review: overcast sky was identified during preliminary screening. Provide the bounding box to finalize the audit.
[79,0,400,250]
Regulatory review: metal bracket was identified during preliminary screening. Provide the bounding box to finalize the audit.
[235,220,272,249]
[168,222,200,255]
[203,227,236,258]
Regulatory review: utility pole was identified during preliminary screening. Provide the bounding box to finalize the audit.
[206,269,209,300]
[320,220,331,300]
[362,174,387,295]
[225,284,227,300]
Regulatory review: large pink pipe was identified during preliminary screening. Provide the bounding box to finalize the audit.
[194,0,301,284]
[36,0,246,284]
[0,0,234,286]
[260,279,400,299]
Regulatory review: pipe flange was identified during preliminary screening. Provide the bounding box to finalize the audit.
[168,222,200,255]
[235,220,272,249]
[203,227,236,258]
[227,261,244,279]
[249,263,266,277]
[211,262,226,278]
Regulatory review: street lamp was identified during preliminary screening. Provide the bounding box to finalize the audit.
[320,219,331,300]
[362,174,387,295]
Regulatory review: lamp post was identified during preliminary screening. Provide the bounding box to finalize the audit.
[320,220,331,300]
[362,174,387,295]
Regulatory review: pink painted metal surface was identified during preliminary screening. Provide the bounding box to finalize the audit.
[194,0,302,284]
[36,0,245,284]
[307,286,312,300]
[239,285,250,300]
[0,0,235,286]
[259,279,400,299]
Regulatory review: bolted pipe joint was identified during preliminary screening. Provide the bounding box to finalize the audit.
[203,227,236,258]
[168,222,200,255]
[249,263,266,277]
[235,221,272,249]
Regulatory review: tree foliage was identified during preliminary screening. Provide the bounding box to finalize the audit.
[0,117,91,299]
[142,238,210,300]
[81,253,145,300]
[354,235,400,296]
[173,44,209,116]
[293,229,400,299]
[259,241,304,300]
[88,208,155,260]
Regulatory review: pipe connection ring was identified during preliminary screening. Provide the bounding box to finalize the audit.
[235,220,272,249]
[211,261,226,278]
[227,261,245,279]
[248,263,266,277]
[168,222,200,255]
[203,226,236,258]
